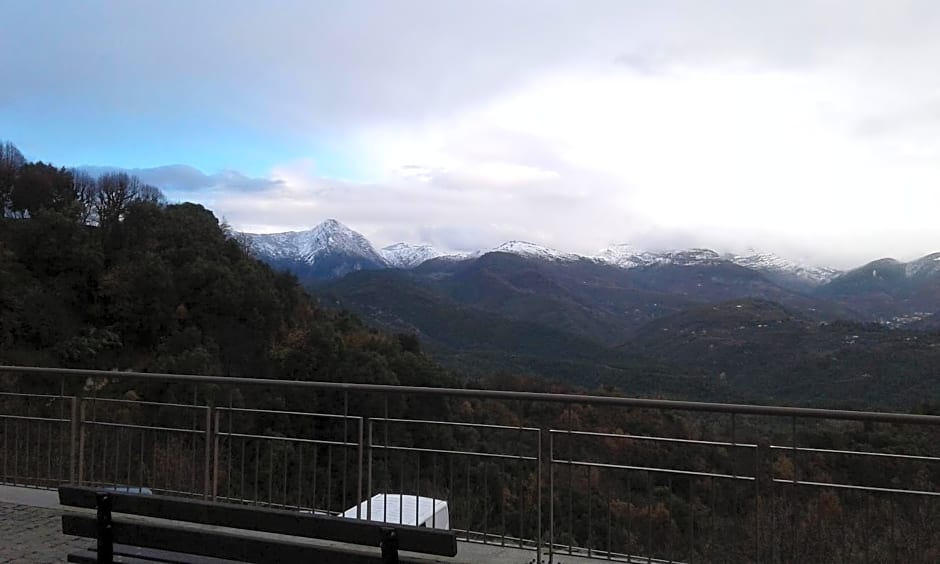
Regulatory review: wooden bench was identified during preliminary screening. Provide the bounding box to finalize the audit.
[58,486,458,564]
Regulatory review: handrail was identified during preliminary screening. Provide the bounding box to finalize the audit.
[3,364,940,425]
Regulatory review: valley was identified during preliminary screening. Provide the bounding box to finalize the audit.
[239,220,940,409]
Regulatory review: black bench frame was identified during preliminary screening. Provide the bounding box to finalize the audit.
[59,486,457,564]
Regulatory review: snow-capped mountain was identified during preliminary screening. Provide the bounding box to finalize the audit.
[592,244,658,268]
[592,245,839,288]
[593,246,724,268]
[240,219,387,280]
[904,252,940,279]
[727,251,841,285]
[239,219,847,288]
[244,219,383,262]
[491,241,580,262]
[657,248,725,266]
[381,243,445,269]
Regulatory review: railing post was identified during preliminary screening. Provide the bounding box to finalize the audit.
[537,428,543,564]
[357,416,364,520]
[548,430,554,564]
[204,402,215,500]
[365,417,372,521]
[756,437,771,563]
[212,404,220,501]
[77,396,86,486]
[69,393,81,484]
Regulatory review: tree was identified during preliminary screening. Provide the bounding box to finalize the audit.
[8,162,75,218]
[94,172,164,226]
[71,169,99,224]
[0,142,26,216]
[95,172,139,226]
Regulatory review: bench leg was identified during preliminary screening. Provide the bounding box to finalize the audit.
[96,493,113,564]
[380,528,399,564]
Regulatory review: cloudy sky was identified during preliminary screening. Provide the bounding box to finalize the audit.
[2,1,940,268]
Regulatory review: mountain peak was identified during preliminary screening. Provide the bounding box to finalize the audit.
[593,245,724,268]
[312,218,356,235]
[491,241,578,261]
[593,244,655,268]
[905,252,940,278]
[728,251,840,285]
[381,242,445,269]
[239,220,386,279]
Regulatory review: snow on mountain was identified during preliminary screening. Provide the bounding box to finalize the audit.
[658,248,724,266]
[592,244,658,268]
[905,252,940,278]
[490,241,580,261]
[381,243,445,269]
[241,219,387,267]
[595,244,838,283]
[728,251,840,285]
[593,246,723,268]
[239,219,849,285]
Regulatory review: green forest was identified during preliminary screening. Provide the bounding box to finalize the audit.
[0,141,451,390]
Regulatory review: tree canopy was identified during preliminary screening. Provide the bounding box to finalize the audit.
[0,141,450,390]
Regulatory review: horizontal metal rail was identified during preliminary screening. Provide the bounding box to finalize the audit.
[0,414,70,423]
[4,364,940,424]
[0,391,71,400]
[552,459,757,481]
[551,428,759,449]
[83,397,206,410]
[376,417,540,432]
[772,478,940,497]
[374,443,539,461]
[217,407,361,420]
[221,432,358,447]
[83,421,206,434]
[769,443,940,462]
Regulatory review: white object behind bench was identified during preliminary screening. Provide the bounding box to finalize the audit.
[342,493,450,530]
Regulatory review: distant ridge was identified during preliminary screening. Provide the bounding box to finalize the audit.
[236,220,939,307]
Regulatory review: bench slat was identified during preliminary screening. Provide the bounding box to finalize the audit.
[62,515,444,564]
[112,544,242,563]
[67,548,154,564]
[59,486,457,557]
[68,544,247,564]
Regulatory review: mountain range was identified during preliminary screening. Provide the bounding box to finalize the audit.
[239,219,940,328]
[239,220,937,318]
[240,219,841,283]
[237,219,940,406]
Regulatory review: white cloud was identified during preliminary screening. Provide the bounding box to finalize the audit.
[5,1,940,268]
[207,56,940,268]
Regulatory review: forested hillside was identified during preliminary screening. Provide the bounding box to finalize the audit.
[0,141,450,388]
[322,251,940,409]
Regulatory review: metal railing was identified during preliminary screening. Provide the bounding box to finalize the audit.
[1,365,939,563]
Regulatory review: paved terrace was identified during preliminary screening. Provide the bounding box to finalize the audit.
[0,485,606,564]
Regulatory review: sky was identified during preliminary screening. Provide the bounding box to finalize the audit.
[2,1,940,268]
